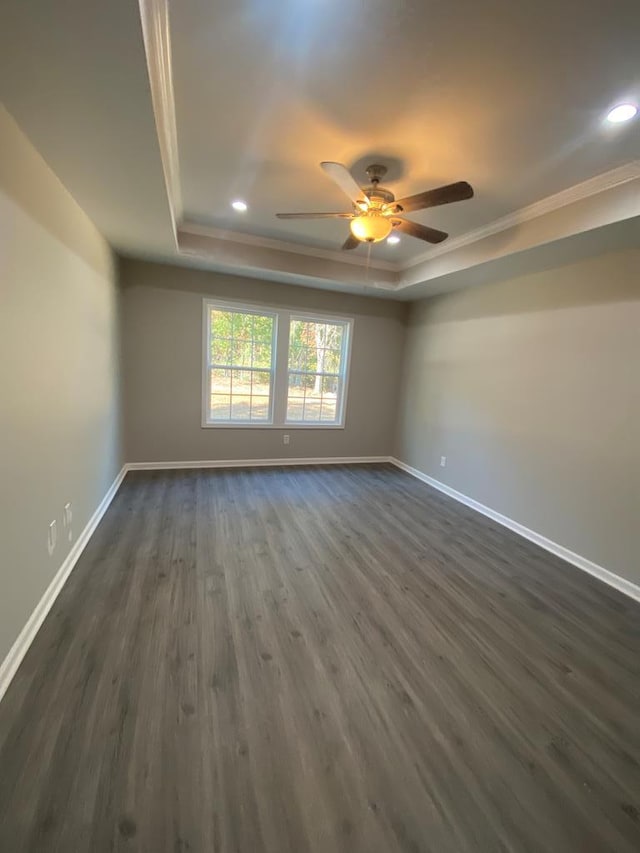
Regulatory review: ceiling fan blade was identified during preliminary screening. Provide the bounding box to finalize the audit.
[321,162,368,207]
[276,212,353,219]
[394,219,448,244]
[394,181,474,213]
[341,234,360,251]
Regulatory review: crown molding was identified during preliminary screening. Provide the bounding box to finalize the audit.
[403,160,640,272]
[177,160,640,292]
[138,0,182,243]
[178,221,399,272]
[178,158,639,292]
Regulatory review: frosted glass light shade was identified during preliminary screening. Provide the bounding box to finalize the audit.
[350,213,393,243]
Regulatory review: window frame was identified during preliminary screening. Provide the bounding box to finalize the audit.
[202,298,353,429]
[202,300,278,427]
[285,313,352,428]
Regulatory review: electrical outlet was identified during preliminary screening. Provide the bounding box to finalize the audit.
[47,520,57,556]
[63,502,73,541]
[440,456,447,468]
[283,434,290,445]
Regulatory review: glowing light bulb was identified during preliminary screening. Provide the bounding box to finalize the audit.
[350,212,393,243]
[606,104,637,123]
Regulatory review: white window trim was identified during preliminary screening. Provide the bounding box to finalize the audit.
[284,311,352,428]
[202,298,354,429]
[202,299,278,427]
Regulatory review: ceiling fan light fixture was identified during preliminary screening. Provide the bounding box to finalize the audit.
[276,162,470,249]
[350,212,393,243]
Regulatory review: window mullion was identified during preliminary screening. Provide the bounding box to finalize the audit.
[272,311,290,426]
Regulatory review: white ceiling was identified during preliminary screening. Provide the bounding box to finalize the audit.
[1,0,639,297]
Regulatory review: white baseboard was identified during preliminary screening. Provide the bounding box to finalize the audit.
[390,457,640,604]
[0,465,128,705]
[126,455,391,471]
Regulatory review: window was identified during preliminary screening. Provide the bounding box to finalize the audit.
[204,304,276,424]
[203,300,352,428]
[286,317,350,425]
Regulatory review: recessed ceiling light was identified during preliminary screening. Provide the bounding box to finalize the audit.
[231,200,248,212]
[387,235,400,245]
[606,103,638,123]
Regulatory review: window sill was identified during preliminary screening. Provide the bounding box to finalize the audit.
[201,422,346,430]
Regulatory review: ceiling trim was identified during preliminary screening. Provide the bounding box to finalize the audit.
[176,228,398,292]
[179,221,397,272]
[405,160,640,270]
[138,0,182,243]
[397,174,640,291]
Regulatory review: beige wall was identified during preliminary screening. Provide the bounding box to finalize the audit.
[0,106,121,665]
[120,259,407,463]
[395,247,640,584]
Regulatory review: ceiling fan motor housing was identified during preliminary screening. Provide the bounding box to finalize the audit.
[363,185,395,206]
[364,164,396,208]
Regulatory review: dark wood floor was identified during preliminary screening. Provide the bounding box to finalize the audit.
[1,465,639,852]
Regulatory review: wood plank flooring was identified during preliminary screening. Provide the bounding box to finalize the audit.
[0,464,639,852]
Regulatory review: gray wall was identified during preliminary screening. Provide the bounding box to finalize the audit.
[0,106,122,666]
[395,247,640,584]
[120,259,407,463]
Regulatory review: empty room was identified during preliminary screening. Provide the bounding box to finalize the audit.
[1,0,639,850]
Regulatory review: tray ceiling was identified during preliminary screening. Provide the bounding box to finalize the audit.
[1,0,638,297]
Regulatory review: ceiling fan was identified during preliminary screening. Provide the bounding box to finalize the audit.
[276,162,474,250]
